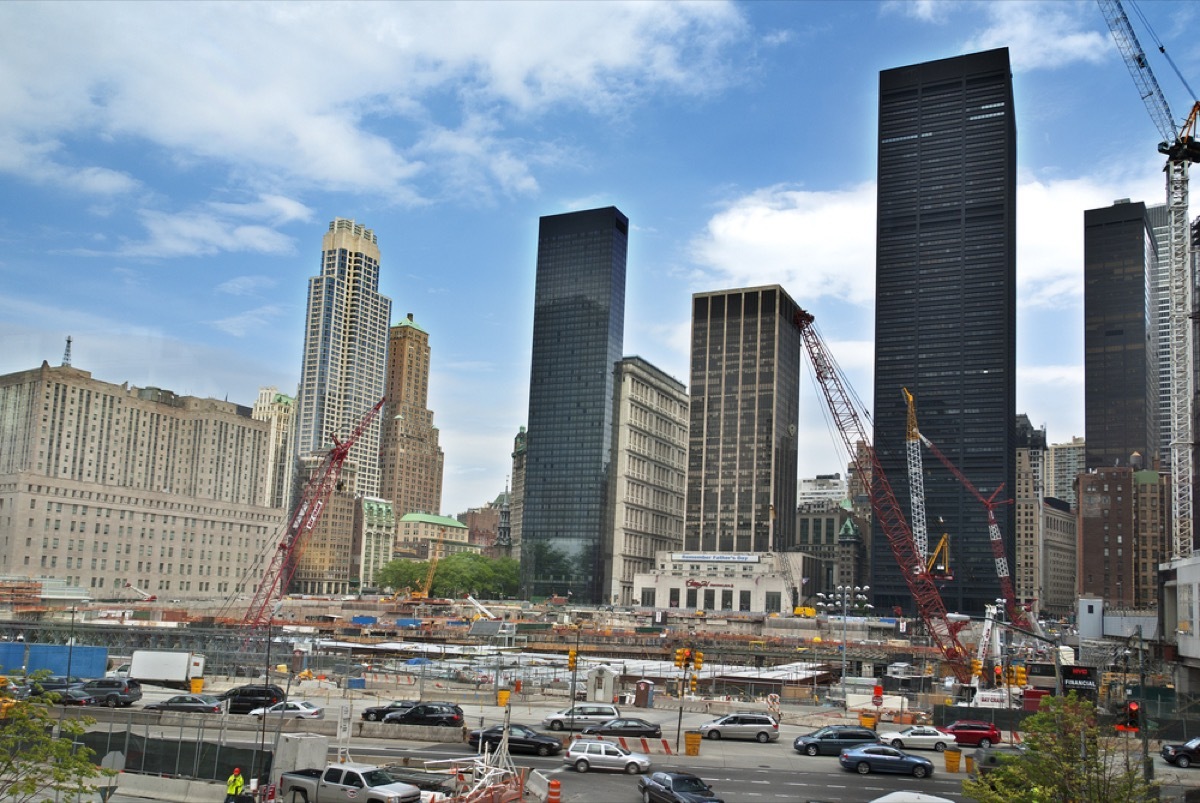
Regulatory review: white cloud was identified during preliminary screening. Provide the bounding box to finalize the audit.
[0,2,748,201]
[217,276,277,297]
[211,305,286,337]
[881,0,958,24]
[962,2,1110,72]
[0,136,139,195]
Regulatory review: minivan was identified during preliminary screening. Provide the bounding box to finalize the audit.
[542,703,620,731]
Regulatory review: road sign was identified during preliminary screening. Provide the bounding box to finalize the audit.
[872,695,883,706]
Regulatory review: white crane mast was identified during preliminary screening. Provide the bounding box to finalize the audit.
[903,389,929,563]
[1098,0,1200,559]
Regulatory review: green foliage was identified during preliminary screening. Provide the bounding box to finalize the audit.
[962,693,1157,803]
[0,696,115,802]
[376,553,519,599]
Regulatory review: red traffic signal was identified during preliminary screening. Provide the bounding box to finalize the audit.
[1117,700,1141,732]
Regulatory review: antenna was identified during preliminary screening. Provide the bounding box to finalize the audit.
[62,336,72,366]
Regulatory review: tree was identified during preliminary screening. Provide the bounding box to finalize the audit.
[0,696,115,802]
[962,693,1157,803]
[375,553,520,599]
[375,558,426,593]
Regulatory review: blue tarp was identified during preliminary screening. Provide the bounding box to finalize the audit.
[406,657,432,665]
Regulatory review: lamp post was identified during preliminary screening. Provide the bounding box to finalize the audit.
[817,585,870,708]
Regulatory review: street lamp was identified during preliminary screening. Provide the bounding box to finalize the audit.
[817,585,871,708]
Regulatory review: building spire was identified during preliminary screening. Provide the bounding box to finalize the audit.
[62,335,72,366]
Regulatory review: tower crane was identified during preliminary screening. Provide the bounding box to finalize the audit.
[1099,0,1200,559]
[902,388,930,565]
[239,398,385,628]
[410,532,446,601]
[794,310,972,682]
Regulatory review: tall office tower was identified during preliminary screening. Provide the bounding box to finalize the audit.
[521,207,627,603]
[1013,415,1046,616]
[509,427,526,563]
[1046,436,1086,508]
[379,313,444,516]
[1147,205,1171,462]
[606,356,688,606]
[1084,200,1159,469]
[0,362,283,600]
[685,285,802,556]
[294,218,392,498]
[357,497,395,593]
[1040,498,1077,618]
[873,49,1017,616]
[1078,465,1167,608]
[252,387,295,509]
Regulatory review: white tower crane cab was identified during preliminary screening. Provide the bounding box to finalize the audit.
[123,582,157,602]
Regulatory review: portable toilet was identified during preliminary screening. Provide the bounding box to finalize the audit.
[635,679,656,708]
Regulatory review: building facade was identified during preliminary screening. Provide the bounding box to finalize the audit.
[795,499,864,591]
[1046,436,1085,509]
[397,513,477,560]
[294,218,391,498]
[1014,415,1047,616]
[509,427,526,564]
[1084,200,1160,471]
[252,387,295,510]
[872,48,1017,616]
[0,363,282,601]
[521,207,627,603]
[1077,466,1168,608]
[605,357,689,607]
[685,285,802,555]
[357,497,395,593]
[379,313,444,517]
[1040,498,1077,618]
[633,552,823,614]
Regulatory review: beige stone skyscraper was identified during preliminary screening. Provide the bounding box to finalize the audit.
[379,313,444,516]
[252,387,295,510]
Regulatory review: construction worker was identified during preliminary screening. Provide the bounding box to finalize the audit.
[224,767,245,803]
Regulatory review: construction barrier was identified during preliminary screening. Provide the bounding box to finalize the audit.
[858,713,877,730]
[944,748,961,773]
[546,778,561,803]
[684,731,702,757]
[611,736,674,755]
[965,755,975,774]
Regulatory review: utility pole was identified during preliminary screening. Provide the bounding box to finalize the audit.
[1138,625,1153,786]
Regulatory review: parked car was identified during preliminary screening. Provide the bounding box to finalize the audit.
[638,770,724,802]
[581,717,662,739]
[940,720,1002,748]
[384,702,464,727]
[697,713,779,743]
[838,744,935,778]
[361,699,418,721]
[143,694,223,714]
[25,676,86,697]
[249,700,324,720]
[80,678,142,707]
[541,703,621,731]
[875,725,951,752]
[468,724,562,756]
[1162,738,1200,768]
[793,725,882,756]
[218,684,286,715]
[53,688,98,707]
[563,739,650,774]
[105,664,131,679]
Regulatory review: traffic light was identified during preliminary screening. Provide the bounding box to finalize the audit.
[567,649,577,671]
[674,648,685,668]
[971,659,982,677]
[1014,666,1027,687]
[1125,700,1141,730]
[693,651,704,670]
[689,674,698,692]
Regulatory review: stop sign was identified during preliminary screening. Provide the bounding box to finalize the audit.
[872,694,883,706]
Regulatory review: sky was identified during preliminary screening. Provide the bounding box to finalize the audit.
[1,0,1197,517]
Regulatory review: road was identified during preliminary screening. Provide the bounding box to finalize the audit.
[83,684,1200,802]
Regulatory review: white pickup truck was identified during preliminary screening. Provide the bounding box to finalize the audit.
[277,763,422,803]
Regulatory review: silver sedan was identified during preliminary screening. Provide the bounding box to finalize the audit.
[875,725,951,752]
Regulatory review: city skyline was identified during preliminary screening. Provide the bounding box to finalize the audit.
[1,1,1195,516]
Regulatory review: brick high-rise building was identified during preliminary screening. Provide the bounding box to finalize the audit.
[379,313,444,517]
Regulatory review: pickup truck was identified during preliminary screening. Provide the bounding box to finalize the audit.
[278,763,422,803]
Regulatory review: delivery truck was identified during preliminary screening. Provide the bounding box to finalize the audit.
[128,650,205,690]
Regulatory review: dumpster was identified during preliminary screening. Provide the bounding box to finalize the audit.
[858,713,877,730]
[497,690,511,708]
[684,730,702,757]
[944,748,962,773]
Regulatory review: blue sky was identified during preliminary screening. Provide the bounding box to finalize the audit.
[1,1,1196,515]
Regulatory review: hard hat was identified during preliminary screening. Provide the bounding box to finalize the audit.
[233,768,240,774]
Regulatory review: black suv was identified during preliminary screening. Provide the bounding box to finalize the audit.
[384,702,464,727]
[793,725,882,756]
[80,678,142,707]
[219,684,286,715]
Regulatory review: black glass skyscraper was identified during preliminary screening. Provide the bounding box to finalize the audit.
[872,49,1017,617]
[685,286,801,556]
[521,206,627,603]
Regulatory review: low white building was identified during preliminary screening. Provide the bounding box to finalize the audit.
[632,551,826,614]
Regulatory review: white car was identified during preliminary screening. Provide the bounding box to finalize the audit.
[875,725,951,752]
[248,700,324,720]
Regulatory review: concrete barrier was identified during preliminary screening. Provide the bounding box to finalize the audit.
[117,773,222,803]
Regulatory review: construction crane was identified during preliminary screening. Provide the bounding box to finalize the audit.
[1099,0,1200,560]
[123,582,157,602]
[409,533,446,601]
[240,397,385,628]
[902,389,930,564]
[794,309,972,682]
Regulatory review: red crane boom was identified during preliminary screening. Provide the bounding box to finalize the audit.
[241,397,385,628]
[794,309,971,682]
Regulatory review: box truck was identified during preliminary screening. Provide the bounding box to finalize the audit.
[128,650,205,690]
